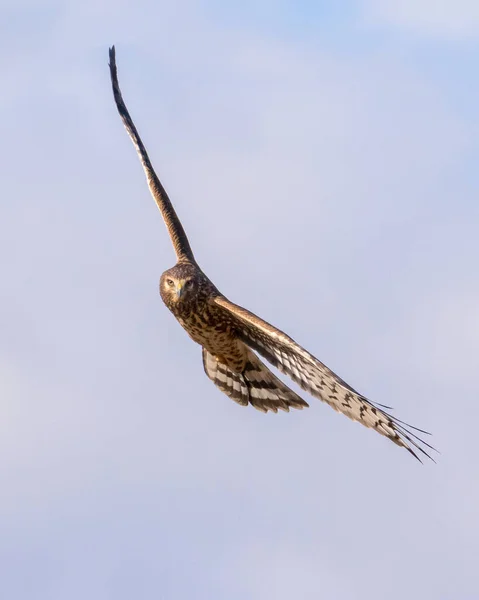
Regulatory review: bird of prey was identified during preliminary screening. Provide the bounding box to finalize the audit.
[108,46,435,462]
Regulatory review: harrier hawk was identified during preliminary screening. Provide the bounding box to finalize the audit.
[108,46,434,462]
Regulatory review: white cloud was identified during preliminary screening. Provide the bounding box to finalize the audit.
[362,0,479,39]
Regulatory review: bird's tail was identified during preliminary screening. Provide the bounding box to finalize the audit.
[203,348,309,413]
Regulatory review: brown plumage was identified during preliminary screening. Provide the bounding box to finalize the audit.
[108,46,436,462]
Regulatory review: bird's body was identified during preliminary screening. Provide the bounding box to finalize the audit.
[161,264,248,374]
[108,46,435,461]
[159,261,308,410]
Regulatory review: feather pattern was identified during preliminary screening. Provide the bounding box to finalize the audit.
[213,297,435,462]
[203,348,308,413]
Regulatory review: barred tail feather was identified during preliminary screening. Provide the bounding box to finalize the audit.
[202,349,308,413]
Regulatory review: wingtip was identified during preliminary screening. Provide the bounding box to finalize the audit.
[108,45,116,67]
[406,442,437,464]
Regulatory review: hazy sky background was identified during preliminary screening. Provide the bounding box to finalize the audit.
[1,1,478,598]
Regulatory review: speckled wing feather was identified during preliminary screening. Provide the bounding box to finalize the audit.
[213,296,435,461]
[202,348,309,413]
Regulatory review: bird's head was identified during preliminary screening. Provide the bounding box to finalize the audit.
[159,262,207,310]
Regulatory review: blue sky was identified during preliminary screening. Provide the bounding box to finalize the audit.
[1,1,478,598]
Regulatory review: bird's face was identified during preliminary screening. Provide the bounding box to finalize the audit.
[162,274,196,303]
[159,263,205,311]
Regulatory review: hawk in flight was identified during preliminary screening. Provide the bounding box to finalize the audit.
[108,46,435,462]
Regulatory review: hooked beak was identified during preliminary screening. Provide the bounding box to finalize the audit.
[175,281,185,298]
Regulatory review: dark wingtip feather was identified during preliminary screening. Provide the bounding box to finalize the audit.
[367,397,438,463]
[394,422,438,463]
[108,46,116,69]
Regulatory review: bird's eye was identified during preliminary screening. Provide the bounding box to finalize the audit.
[166,279,174,287]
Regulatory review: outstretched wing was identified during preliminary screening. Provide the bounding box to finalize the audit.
[202,348,308,413]
[108,46,195,263]
[212,296,435,462]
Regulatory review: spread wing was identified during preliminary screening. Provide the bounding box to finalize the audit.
[213,296,435,462]
[108,46,195,263]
